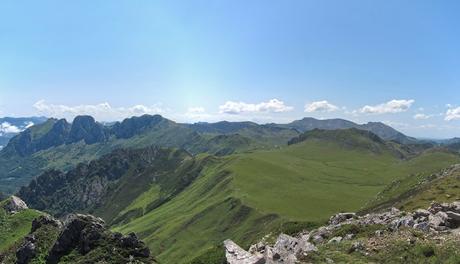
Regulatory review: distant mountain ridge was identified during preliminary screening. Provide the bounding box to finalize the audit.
[0,116,47,149]
[0,114,436,194]
[271,117,418,144]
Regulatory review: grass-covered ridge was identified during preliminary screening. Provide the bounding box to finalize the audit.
[112,130,460,263]
[0,198,42,252]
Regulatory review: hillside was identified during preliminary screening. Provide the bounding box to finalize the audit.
[114,131,458,262]
[365,162,460,213]
[18,146,206,223]
[0,115,292,194]
[17,128,460,263]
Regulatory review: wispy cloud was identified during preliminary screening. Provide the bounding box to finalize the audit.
[0,122,22,134]
[359,99,415,114]
[33,100,166,121]
[218,99,293,114]
[304,100,338,113]
[413,113,432,120]
[445,106,460,121]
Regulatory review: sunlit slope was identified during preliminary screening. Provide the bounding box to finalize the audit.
[0,198,42,252]
[230,141,460,221]
[114,130,460,263]
[365,149,460,212]
[113,156,282,263]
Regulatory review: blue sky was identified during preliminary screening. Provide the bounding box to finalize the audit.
[0,1,459,138]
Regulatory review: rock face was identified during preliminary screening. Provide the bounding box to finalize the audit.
[16,235,37,264]
[4,118,71,157]
[224,201,460,264]
[66,115,108,144]
[2,195,28,213]
[31,215,62,232]
[46,214,151,264]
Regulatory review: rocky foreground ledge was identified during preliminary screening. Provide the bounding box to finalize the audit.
[0,196,154,264]
[224,201,460,264]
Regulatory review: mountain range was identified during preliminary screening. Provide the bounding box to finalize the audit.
[0,114,426,194]
[0,114,459,263]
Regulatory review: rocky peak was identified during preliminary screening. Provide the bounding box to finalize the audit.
[2,195,28,214]
[111,114,166,139]
[66,115,108,144]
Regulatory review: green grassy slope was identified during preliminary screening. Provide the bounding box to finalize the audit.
[0,199,42,252]
[113,156,282,263]
[365,153,460,212]
[113,131,460,263]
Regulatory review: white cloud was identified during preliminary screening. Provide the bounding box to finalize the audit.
[33,100,165,121]
[445,107,460,121]
[219,99,293,114]
[413,113,431,120]
[359,99,415,114]
[0,122,21,133]
[304,100,338,113]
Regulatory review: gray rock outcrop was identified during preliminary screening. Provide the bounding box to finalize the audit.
[2,195,28,213]
[224,201,460,264]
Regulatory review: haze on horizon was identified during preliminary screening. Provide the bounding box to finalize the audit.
[0,1,459,138]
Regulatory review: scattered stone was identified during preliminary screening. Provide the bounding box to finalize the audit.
[328,236,343,244]
[348,241,365,253]
[329,212,356,225]
[414,209,430,218]
[414,222,430,231]
[224,201,460,264]
[224,239,264,264]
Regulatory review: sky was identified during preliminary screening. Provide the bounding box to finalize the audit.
[0,0,460,138]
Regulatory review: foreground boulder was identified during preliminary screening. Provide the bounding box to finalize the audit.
[47,213,152,263]
[8,213,154,264]
[2,195,28,213]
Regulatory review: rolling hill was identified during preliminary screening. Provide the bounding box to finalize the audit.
[17,128,460,263]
